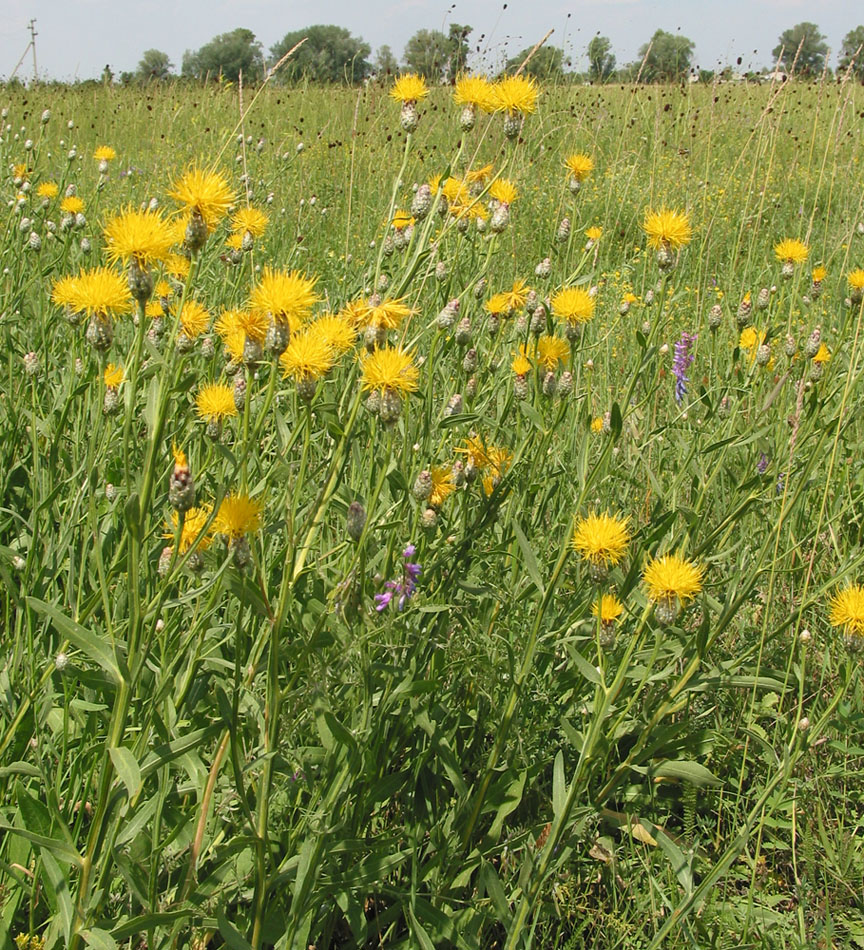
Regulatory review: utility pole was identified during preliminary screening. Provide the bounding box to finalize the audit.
[29,20,38,83]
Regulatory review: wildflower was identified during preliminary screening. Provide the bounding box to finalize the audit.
[482,446,513,496]
[465,163,495,185]
[757,452,769,474]
[489,179,518,206]
[390,73,429,104]
[93,145,116,163]
[36,181,58,200]
[848,268,864,304]
[812,343,831,364]
[250,267,320,330]
[551,286,596,326]
[774,238,809,265]
[572,512,630,582]
[375,544,422,611]
[453,74,495,125]
[511,348,532,376]
[103,207,175,276]
[214,493,262,540]
[537,335,570,370]
[178,300,211,340]
[642,553,704,625]
[593,592,624,648]
[354,296,415,331]
[492,75,539,138]
[672,332,697,403]
[231,206,268,239]
[65,266,132,320]
[164,253,191,282]
[591,417,604,434]
[60,195,84,215]
[391,210,414,230]
[103,363,124,388]
[565,153,594,192]
[195,383,238,429]
[829,584,864,648]
[739,326,761,350]
[429,466,455,508]
[643,208,691,267]
[585,226,603,250]
[311,314,357,353]
[168,167,235,250]
[360,345,419,396]
[165,505,213,553]
[280,329,336,399]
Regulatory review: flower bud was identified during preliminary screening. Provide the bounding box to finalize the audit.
[347,501,366,542]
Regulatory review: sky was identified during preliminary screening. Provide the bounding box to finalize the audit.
[0,0,860,81]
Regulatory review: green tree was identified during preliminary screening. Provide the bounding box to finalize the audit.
[587,35,616,82]
[505,45,567,81]
[270,25,371,84]
[374,45,399,78]
[182,28,264,83]
[637,29,694,82]
[447,23,472,77]
[772,22,828,76]
[403,29,450,81]
[136,49,174,81]
[839,25,864,78]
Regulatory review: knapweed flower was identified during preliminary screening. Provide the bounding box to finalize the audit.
[103,363,124,388]
[64,267,132,319]
[672,332,697,403]
[391,210,414,230]
[354,297,415,331]
[214,493,262,540]
[36,181,59,200]
[453,74,495,112]
[360,345,419,396]
[812,343,831,364]
[311,314,357,353]
[280,329,336,388]
[585,226,603,247]
[482,446,513,496]
[829,584,864,647]
[250,267,320,329]
[537,335,570,370]
[163,253,191,281]
[592,593,624,625]
[231,206,268,239]
[390,73,429,104]
[774,238,809,265]
[428,466,455,508]
[643,208,692,253]
[165,505,214,553]
[178,300,211,340]
[491,74,539,116]
[104,207,175,269]
[848,269,864,304]
[565,153,594,186]
[551,286,596,326]
[489,179,518,206]
[572,512,630,582]
[511,347,532,376]
[375,544,422,611]
[195,383,238,423]
[812,266,827,284]
[60,195,84,216]
[168,167,236,231]
[93,145,116,163]
[465,163,494,185]
[642,553,704,625]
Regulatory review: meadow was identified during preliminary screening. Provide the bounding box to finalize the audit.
[1,72,864,949]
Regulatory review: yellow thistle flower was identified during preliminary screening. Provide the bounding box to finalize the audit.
[449,198,488,222]
[847,269,864,292]
[165,504,214,554]
[225,232,245,251]
[489,179,518,206]
[738,327,764,350]
[163,253,190,281]
[551,286,596,325]
[491,74,539,115]
[66,267,132,319]
[280,329,336,381]
[812,343,831,364]
[250,267,320,329]
[443,176,470,205]
[93,145,116,162]
[622,292,638,305]
[643,208,692,251]
[354,296,415,331]
[36,181,59,199]
[60,195,84,215]
[465,163,494,184]
[339,298,368,325]
[390,73,429,103]
[51,274,80,309]
[642,553,704,606]
[391,210,413,230]
[104,207,175,268]
[13,163,28,180]
[812,266,827,283]
[592,593,624,625]
[154,279,173,299]
[360,345,419,395]
[565,153,594,182]
[178,300,211,339]
[231,206,268,237]
[590,416,604,434]
[168,167,236,230]
[311,314,357,353]
[537,335,570,370]
[829,584,864,637]
[103,363,124,388]
[214,493,262,540]
[585,226,603,242]
[511,348,532,376]
[482,445,513,496]
[195,383,237,423]
[774,238,808,265]
[145,300,164,319]
[429,465,455,508]
[457,435,493,470]
[572,512,630,567]
[453,74,495,112]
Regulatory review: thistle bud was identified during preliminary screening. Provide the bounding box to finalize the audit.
[654,597,680,626]
[656,245,675,271]
[347,501,366,542]
[459,104,476,132]
[451,460,465,487]
[444,393,463,417]
[205,419,222,441]
[558,371,574,398]
[784,334,797,357]
[490,204,510,233]
[514,315,528,336]
[200,336,215,360]
[466,375,478,398]
[297,376,318,401]
[376,273,390,293]
[379,389,403,426]
[463,348,478,374]
[718,395,731,417]
[411,183,432,219]
[644,289,655,306]
[364,390,381,416]
[184,210,208,254]
[421,507,438,530]
[381,234,395,258]
[243,336,263,364]
[103,386,121,414]
[736,295,752,329]
[265,319,290,357]
[158,545,174,577]
[455,316,472,346]
[23,351,39,376]
[514,374,529,400]
[781,260,795,280]
[128,258,153,302]
[169,451,196,513]
[503,112,522,140]
[530,307,546,336]
[233,374,246,412]
[535,258,551,279]
[85,315,113,352]
[474,277,487,299]
[756,343,771,366]
[435,261,448,283]
[810,361,824,381]
[400,102,419,134]
[413,470,433,501]
[756,287,771,310]
[231,537,252,570]
[542,371,557,397]
[803,325,821,358]
[556,217,571,243]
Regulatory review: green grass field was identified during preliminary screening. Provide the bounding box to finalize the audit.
[1,75,864,949]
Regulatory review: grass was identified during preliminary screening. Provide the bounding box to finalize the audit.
[0,74,863,949]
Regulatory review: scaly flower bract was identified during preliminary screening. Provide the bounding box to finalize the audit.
[643,208,692,251]
[103,207,175,268]
[195,383,238,423]
[390,74,429,104]
[572,512,631,567]
[168,167,236,230]
[360,346,419,395]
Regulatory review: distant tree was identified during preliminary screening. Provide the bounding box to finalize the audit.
[137,49,174,81]
[505,45,567,80]
[182,28,264,83]
[403,29,450,81]
[447,23,472,77]
[374,45,399,78]
[587,35,616,82]
[772,23,828,76]
[637,29,694,82]
[839,25,864,79]
[270,25,371,83]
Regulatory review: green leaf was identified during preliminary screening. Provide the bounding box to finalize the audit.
[513,520,544,595]
[82,928,118,950]
[0,821,81,867]
[552,750,566,819]
[315,709,358,758]
[109,746,142,799]
[217,909,253,950]
[139,724,222,778]
[641,759,722,787]
[41,851,74,943]
[564,644,602,685]
[26,597,121,683]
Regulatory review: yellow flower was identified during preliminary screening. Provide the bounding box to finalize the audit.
[491,75,539,115]
[738,327,765,351]
[565,153,594,182]
[443,176,470,204]
[453,74,495,112]
[390,73,429,103]
[537,335,570,370]
[551,286,596,325]
[458,435,493,470]
[250,267,320,329]
[163,253,190,281]
[482,446,513,496]
[145,300,164,319]
[511,348,532,376]
[103,207,175,268]
[489,179,518,206]
[13,163,28,180]
[165,505,214,553]
[642,553,704,605]
[585,226,603,242]
[51,274,80,309]
[178,300,211,339]
[811,266,827,283]
[829,585,864,637]
[195,383,238,423]
[429,466,455,508]
[231,206,268,237]
[622,292,638,305]
[279,329,336,381]
[572,512,630,568]
[484,279,529,317]
[774,238,808,265]
[360,346,419,395]
[812,343,831,364]
[36,181,59,199]
[590,416,604,434]
[847,269,864,291]
[214,494,262,540]
[93,145,116,162]
[354,296,415,331]
[225,232,245,251]
[66,267,132,319]
[592,593,624,625]
[465,163,494,184]
[311,314,357,353]
[60,195,84,215]
[643,208,692,251]
[168,167,236,230]
[103,363,124,388]
[391,210,415,229]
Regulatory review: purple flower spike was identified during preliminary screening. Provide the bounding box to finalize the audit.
[673,331,697,403]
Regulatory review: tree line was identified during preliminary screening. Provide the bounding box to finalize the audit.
[128,22,864,86]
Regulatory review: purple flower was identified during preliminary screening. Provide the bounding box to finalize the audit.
[757,452,769,474]
[673,332,697,403]
[375,544,422,612]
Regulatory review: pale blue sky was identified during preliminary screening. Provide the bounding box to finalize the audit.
[0,0,860,81]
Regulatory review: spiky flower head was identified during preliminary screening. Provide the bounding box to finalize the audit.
[491,74,539,115]
[390,74,429,104]
[103,207,175,268]
[65,267,132,319]
[453,74,495,111]
[848,268,864,303]
[361,345,419,395]
[280,329,336,381]
[250,267,320,329]
[812,342,831,364]
[311,314,357,353]
[811,266,827,283]
[572,512,631,567]
[481,445,513,496]
[353,296,415,331]
[51,274,81,310]
[511,348,532,376]
[165,505,214,553]
[585,226,603,243]
[564,153,594,182]
[231,206,268,238]
[489,179,518,206]
[592,593,624,625]
[829,585,864,640]
[103,363,124,388]
[36,181,59,199]
[93,145,116,162]
[60,195,85,215]
[163,253,191,281]
[392,210,415,230]
[551,286,596,325]
[774,238,808,265]
[642,553,704,605]
[168,167,236,230]
[465,163,495,184]
[429,466,455,508]
[195,383,238,423]
[537,335,570,370]
[214,493,262,540]
[178,300,211,339]
[643,208,692,251]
